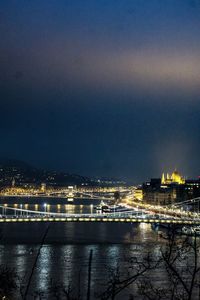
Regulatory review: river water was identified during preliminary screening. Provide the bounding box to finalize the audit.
[0,197,168,299]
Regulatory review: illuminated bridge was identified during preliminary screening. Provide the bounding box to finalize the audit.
[0,191,118,201]
[1,204,200,225]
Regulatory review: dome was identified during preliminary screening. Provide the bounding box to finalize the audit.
[172,169,179,176]
[161,169,185,184]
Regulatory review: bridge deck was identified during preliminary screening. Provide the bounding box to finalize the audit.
[0,216,199,225]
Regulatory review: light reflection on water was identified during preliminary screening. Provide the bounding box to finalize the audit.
[1,222,159,299]
[0,197,101,215]
[0,198,162,298]
[36,246,51,291]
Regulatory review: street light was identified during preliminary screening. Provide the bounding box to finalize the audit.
[90,204,93,214]
[44,203,47,214]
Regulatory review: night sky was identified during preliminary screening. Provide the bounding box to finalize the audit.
[1,0,200,183]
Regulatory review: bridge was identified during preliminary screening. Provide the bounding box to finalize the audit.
[0,191,117,201]
[1,200,200,225]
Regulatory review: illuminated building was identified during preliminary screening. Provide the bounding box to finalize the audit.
[143,170,200,205]
[161,169,185,185]
[41,183,46,192]
[134,188,143,201]
[12,177,15,187]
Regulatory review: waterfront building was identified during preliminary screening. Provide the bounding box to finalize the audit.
[41,183,46,192]
[143,170,200,205]
[134,188,143,201]
[161,170,185,185]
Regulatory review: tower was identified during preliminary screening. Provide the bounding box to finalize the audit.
[12,177,15,187]
[41,183,46,192]
[161,173,165,184]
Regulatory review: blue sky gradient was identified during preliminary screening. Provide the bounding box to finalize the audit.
[0,0,200,182]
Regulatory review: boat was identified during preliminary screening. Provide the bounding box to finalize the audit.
[67,198,74,202]
[94,201,111,213]
[182,226,200,236]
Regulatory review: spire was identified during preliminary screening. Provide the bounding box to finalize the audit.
[161,173,165,184]
[12,177,15,187]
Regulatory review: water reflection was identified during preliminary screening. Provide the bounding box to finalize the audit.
[35,246,51,291]
[0,197,165,298]
[60,245,76,284]
[138,223,153,241]
[15,245,27,270]
[0,198,102,216]
[0,223,162,299]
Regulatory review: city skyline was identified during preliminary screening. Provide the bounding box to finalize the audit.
[1,0,200,182]
[0,157,200,186]
[2,2,200,299]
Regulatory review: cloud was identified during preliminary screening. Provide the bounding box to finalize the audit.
[7,42,199,101]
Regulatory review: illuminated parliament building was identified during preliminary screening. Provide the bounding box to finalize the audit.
[142,169,200,205]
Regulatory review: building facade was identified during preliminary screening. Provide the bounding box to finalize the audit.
[143,170,200,205]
